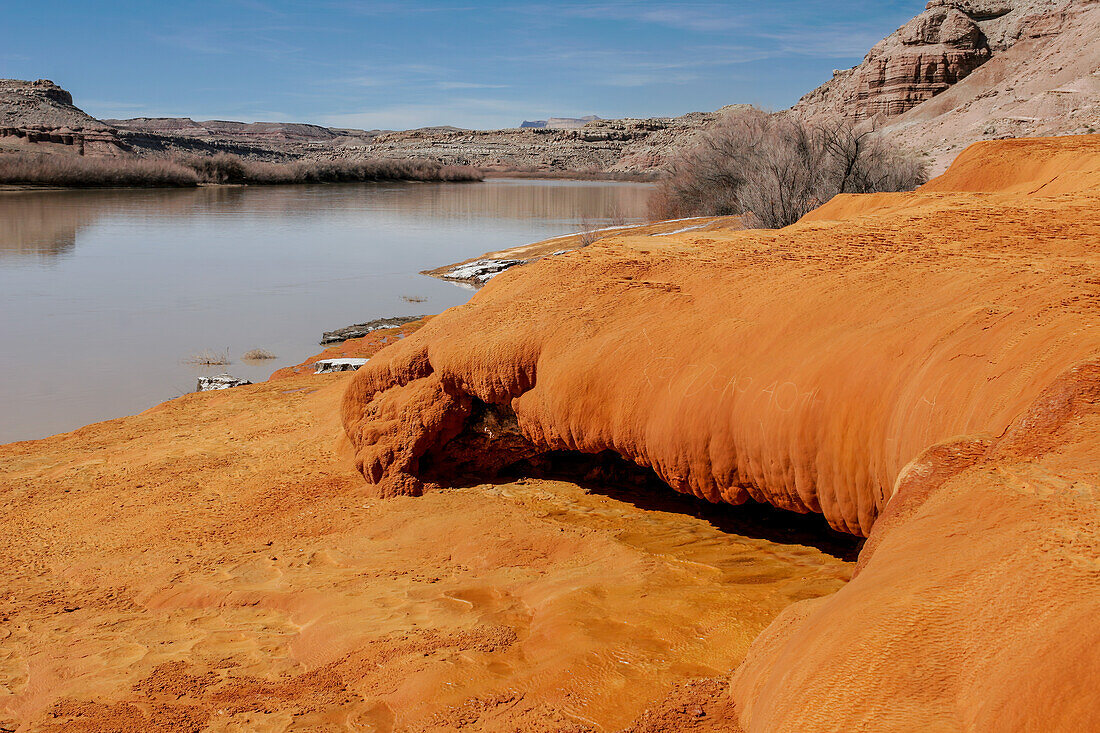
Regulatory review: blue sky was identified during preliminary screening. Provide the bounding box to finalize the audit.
[1,1,925,130]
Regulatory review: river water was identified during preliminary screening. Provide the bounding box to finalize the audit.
[0,179,651,442]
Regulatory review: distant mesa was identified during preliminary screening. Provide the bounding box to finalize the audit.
[520,115,601,129]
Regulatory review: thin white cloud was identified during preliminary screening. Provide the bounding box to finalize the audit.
[436,81,510,90]
[598,72,699,87]
[757,26,888,58]
[515,2,747,32]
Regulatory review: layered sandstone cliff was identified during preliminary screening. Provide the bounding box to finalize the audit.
[110,110,724,173]
[795,0,1074,120]
[795,0,1100,171]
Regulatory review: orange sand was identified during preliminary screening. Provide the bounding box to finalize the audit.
[0,366,853,731]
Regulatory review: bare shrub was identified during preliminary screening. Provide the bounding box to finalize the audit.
[576,214,603,247]
[184,349,231,365]
[0,153,199,187]
[178,153,247,183]
[401,295,427,303]
[651,108,927,228]
[241,349,277,360]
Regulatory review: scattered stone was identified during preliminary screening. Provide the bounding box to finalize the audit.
[440,259,525,283]
[314,358,370,374]
[196,374,252,392]
[321,315,424,344]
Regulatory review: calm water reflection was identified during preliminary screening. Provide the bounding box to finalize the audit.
[0,179,651,441]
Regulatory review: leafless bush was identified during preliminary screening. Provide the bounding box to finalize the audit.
[184,349,231,365]
[576,214,603,247]
[0,153,200,187]
[241,348,277,360]
[401,295,428,303]
[651,108,927,228]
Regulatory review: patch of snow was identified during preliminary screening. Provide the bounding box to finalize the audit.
[441,258,526,282]
[539,223,643,243]
[652,223,709,236]
[315,358,370,374]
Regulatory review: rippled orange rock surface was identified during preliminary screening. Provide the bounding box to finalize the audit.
[0,336,855,730]
[344,135,1100,730]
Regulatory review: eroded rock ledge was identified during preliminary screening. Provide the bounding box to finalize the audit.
[344,137,1100,534]
[343,136,1100,729]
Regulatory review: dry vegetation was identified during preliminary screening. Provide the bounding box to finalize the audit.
[652,108,927,227]
[178,154,482,184]
[184,349,231,366]
[0,154,200,187]
[576,208,630,247]
[241,348,277,360]
[0,152,482,188]
[485,167,658,182]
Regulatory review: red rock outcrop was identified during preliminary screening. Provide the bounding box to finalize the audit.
[343,135,1100,728]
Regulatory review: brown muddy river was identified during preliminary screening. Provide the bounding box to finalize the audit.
[0,179,651,442]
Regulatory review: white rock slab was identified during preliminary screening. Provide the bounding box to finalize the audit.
[315,358,370,374]
[197,374,252,392]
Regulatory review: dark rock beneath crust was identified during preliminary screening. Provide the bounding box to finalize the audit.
[314,358,370,374]
[321,315,425,344]
[197,374,252,392]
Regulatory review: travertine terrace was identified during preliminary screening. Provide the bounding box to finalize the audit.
[344,135,1100,729]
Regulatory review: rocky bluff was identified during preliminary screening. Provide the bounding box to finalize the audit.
[795,0,1077,120]
[0,78,125,155]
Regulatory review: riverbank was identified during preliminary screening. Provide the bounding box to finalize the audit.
[482,169,659,182]
[0,178,647,442]
[425,215,744,284]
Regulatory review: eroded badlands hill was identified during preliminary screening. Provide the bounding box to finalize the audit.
[794,0,1100,171]
[343,135,1100,730]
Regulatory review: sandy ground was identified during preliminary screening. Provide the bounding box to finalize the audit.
[0,364,855,732]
